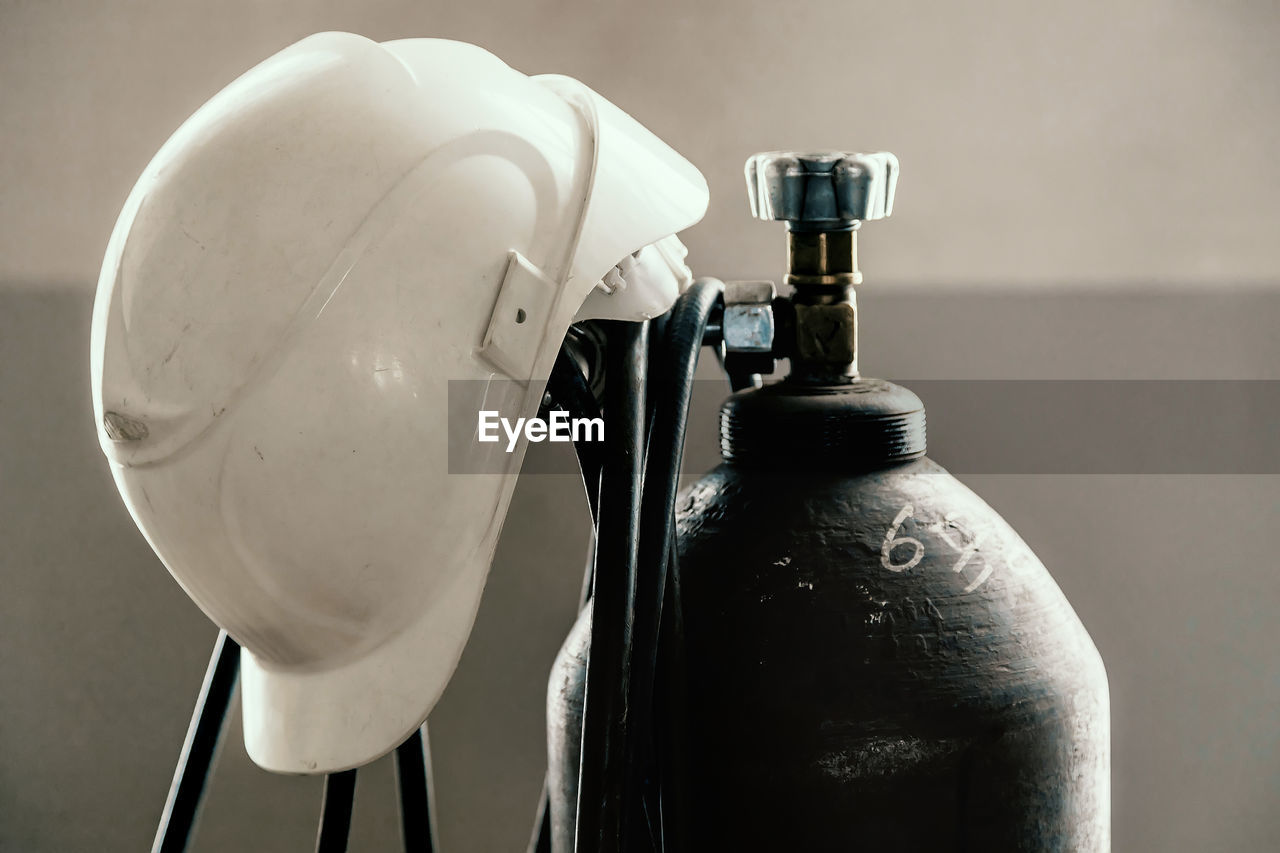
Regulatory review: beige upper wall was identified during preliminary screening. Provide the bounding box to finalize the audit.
[2,0,1278,287]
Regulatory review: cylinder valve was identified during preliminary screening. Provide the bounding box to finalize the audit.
[733,151,898,381]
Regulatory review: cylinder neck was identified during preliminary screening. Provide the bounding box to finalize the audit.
[784,224,862,384]
[719,378,926,472]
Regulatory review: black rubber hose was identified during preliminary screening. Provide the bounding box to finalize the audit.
[530,337,606,853]
[631,279,721,704]
[543,341,606,607]
[574,319,648,853]
[544,346,605,525]
[625,279,723,849]
[645,311,671,427]
[654,538,690,853]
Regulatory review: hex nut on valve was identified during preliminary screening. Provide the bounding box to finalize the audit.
[722,280,778,377]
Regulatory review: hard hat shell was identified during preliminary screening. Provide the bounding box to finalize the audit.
[91,32,708,773]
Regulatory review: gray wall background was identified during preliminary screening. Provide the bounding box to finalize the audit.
[2,1,1278,851]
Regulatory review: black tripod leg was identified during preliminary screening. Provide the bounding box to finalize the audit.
[395,724,440,852]
[152,628,240,853]
[315,768,358,853]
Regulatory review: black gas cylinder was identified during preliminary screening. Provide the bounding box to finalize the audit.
[546,149,1109,852]
[547,597,591,853]
[545,378,1109,852]
[666,377,1109,850]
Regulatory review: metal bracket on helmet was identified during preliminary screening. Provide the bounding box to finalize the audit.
[476,77,605,385]
[477,250,560,384]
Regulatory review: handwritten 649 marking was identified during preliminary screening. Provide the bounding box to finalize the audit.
[879,504,995,593]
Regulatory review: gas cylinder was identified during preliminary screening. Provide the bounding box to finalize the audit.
[547,598,591,853]
[545,152,1110,852]
[671,395,1110,850]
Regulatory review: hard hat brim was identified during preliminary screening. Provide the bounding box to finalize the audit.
[240,537,491,773]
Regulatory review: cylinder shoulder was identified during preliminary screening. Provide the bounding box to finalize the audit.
[674,456,1107,695]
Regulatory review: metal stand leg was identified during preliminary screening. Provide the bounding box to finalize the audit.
[528,785,553,853]
[315,769,358,853]
[152,629,240,853]
[395,724,440,852]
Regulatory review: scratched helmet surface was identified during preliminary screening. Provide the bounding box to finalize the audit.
[91,32,707,773]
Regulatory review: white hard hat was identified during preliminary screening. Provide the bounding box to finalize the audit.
[91,32,708,773]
